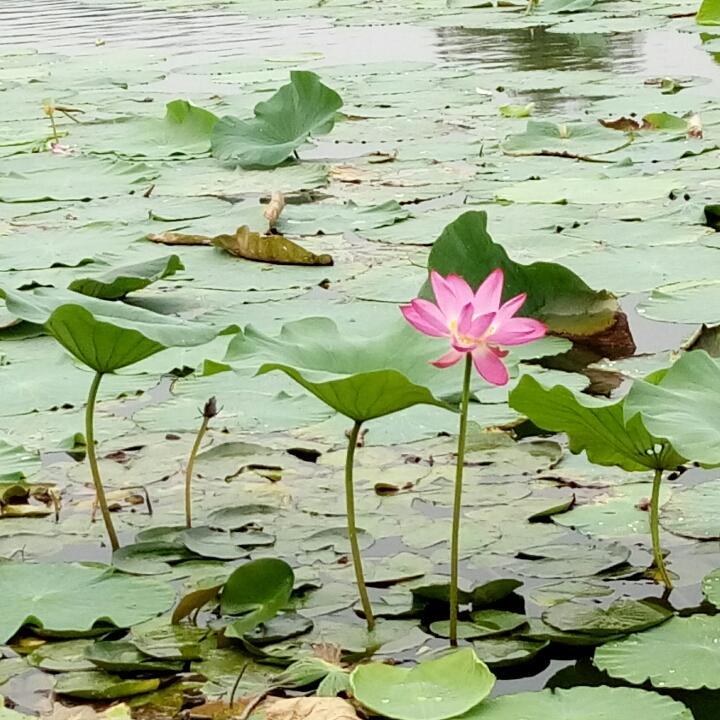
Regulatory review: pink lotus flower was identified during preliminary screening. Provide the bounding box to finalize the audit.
[401,269,546,385]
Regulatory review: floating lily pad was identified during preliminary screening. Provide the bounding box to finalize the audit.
[0,563,175,643]
[702,569,720,608]
[54,670,161,700]
[351,648,495,720]
[458,686,692,719]
[471,637,548,669]
[0,439,40,482]
[85,641,184,673]
[660,479,720,540]
[594,615,720,690]
[502,121,630,158]
[542,599,671,636]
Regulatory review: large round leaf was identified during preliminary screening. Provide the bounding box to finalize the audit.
[457,686,692,719]
[220,558,295,639]
[624,351,720,465]
[509,374,685,472]
[0,563,175,643]
[542,599,671,636]
[594,615,720,690]
[225,317,453,422]
[0,287,217,372]
[660,479,720,540]
[350,648,495,720]
[211,71,343,168]
[502,121,630,158]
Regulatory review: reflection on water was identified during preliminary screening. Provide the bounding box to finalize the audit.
[436,25,643,73]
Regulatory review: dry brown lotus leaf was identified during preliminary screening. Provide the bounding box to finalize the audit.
[45,703,132,720]
[212,226,333,266]
[264,697,359,720]
[148,226,333,266]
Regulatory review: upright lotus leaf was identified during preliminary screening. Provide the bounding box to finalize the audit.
[510,374,685,588]
[0,563,175,644]
[509,375,685,473]
[624,351,720,465]
[0,286,217,551]
[68,255,184,300]
[225,317,453,423]
[211,71,343,168]
[502,121,631,158]
[698,0,720,25]
[594,615,720,690]
[350,648,495,720]
[220,558,295,639]
[0,287,217,372]
[425,211,627,344]
[457,686,692,719]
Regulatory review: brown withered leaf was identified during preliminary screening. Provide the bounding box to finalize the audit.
[264,191,285,230]
[212,226,333,266]
[148,231,212,246]
[264,697,359,720]
[599,116,647,132]
[45,703,132,720]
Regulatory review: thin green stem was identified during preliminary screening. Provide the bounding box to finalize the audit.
[48,111,59,143]
[650,467,672,589]
[85,372,119,552]
[185,415,210,529]
[345,420,374,631]
[449,353,473,647]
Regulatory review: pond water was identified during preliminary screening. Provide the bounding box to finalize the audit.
[2,0,720,718]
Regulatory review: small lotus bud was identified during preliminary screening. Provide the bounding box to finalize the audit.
[203,396,218,419]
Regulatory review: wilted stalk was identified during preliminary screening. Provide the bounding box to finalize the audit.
[185,397,217,529]
[449,353,473,646]
[345,421,375,630]
[86,372,119,551]
[650,468,672,589]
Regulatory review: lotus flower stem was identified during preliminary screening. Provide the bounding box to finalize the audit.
[650,468,672,589]
[85,372,120,552]
[345,420,375,631]
[185,397,217,529]
[450,353,473,646]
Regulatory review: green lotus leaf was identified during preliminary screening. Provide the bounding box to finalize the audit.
[624,350,720,465]
[594,615,720,690]
[54,671,161,700]
[698,0,720,26]
[350,647,495,720]
[0,439,40,482]
[637,280,720,325]
[509,374,686,472]
[211,71,343,168]
[502,121,630,158]
[425,211,621,337]
[68,255,184,300]
[660,479,720,540]
[457,686,692,719]
[0,563,175,644]
[0,287,217,372]
[85,641,184,673]
[220,558,295,639]
[702,568,720,608]
[470,637,548,669]
[542,599,671,636]
[225,317,454,422]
